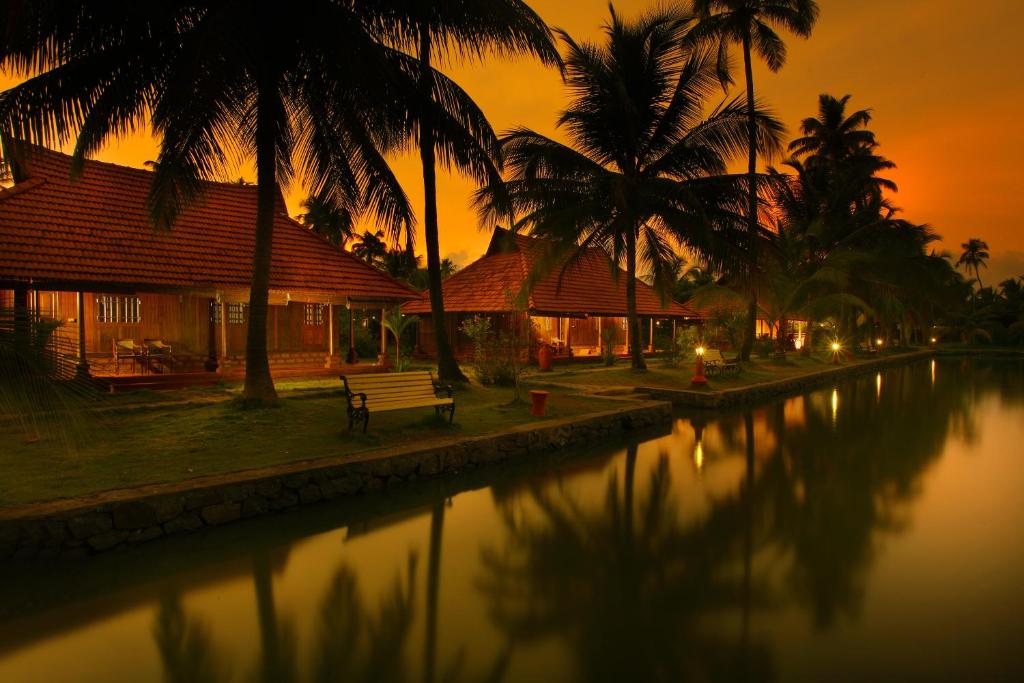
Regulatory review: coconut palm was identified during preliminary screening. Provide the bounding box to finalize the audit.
[376,1,560,383]
[0,2,503,406]
[689,0,820,361]
[957,238,990,293]
[478,6,784,370]
[787,93,897,211]
[352,230,390,267]
[298,193,355,247]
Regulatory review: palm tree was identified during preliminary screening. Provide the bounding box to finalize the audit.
[298,193,355,247]
[788,93,897,210]
[957,238,990,293]
[478,6,783,370]
[689,0,820,361]
[352,230,390,267]
[380,1,560,383]
[0,2,493,406]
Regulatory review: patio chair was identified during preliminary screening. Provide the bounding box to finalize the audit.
[114,339,144,375]
[144,338,174,373]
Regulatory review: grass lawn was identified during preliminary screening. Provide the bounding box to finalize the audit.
[0,383,618,507]
[531,347,927,392]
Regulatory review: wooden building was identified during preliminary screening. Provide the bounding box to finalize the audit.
[0,147,416,383]
[403,228,701,362]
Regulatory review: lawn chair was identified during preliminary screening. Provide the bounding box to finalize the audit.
[703,348,740,376]
[144,338,174,373]
[114,339,144,375]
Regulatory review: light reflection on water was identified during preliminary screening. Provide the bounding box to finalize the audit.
[0,358,1022,682]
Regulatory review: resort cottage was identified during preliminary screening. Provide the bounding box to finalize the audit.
[0,147,417,388]
[403,228,702,362]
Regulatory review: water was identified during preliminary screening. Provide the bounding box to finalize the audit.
[1,358,1022,682]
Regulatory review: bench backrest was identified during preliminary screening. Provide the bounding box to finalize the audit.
[343,371,437,403]
[703,348,725,363]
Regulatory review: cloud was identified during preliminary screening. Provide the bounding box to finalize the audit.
[443,250,474,268]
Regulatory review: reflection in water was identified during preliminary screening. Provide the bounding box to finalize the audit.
[0,359,1022,681]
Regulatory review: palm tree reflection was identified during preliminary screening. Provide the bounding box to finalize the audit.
[478,444,774,682]
[152,592,226,683]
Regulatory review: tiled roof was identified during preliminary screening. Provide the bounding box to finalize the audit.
[404,228,700,318]
[0,147,416,301]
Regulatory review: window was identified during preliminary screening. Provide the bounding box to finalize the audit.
[304,303,323,326]
[96,295,141,323]
[227,303,247,325]
[209,300,221,324]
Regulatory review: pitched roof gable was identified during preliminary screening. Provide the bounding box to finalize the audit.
[0,147,416,301]
[404,228,700,318]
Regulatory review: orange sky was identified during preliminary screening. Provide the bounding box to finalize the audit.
[3,0,1023,282]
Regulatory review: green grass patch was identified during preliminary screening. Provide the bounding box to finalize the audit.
[0,383,615,507]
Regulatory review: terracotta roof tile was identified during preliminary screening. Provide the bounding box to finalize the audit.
[404,228,701,318]
[0,147,416,301]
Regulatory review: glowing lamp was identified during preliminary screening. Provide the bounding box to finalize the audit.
[930,337,937,343]
[695,346,705,356]
[875,338,883,346]
[831,342,840,352]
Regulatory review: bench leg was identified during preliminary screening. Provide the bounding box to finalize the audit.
[448,404,456,425]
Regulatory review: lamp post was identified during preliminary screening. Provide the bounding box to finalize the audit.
[691,345,707,386]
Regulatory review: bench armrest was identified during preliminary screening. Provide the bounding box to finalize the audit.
[433,381,453,398]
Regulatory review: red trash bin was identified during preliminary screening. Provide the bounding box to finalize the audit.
[529,390,550,416]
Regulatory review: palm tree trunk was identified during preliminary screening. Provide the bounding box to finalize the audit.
[625,227,647,370]
[242,79,280,406]
[423,500,445,683]
[974,265,983,293]
[418,26,466,383]
[739,33,759,362]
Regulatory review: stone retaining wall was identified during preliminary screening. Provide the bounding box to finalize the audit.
[0,401,671,560]
[639,350,935,408]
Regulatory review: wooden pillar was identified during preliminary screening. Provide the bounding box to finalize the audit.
[219,299,228,361]
[565,317,572,356]
[327,303,334,356]
[12,285,29,352]
[648,318,654,352]
[205,297,218,372]
[624,317,629,354]
[597,316,603,353]
[380,307,387,359]
[75,291,90,378]
[346,304,357,364]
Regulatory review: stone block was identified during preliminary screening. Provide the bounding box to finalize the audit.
[151,497,185,523]
[163,512,203,534]
[112,501,158,530]
[255,480,283,498]
[184,489,222,511]
[127,526,164,544]
[201,503,241,526]
[242,496,269,517]
[269,491,299,510]
[418,453,441,477]
[283,473,311,490]
[332,474,362,495]
[68,512,112,540]
[87,529,128,552]
[298,485,322,504]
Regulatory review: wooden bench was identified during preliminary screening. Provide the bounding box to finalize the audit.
[341,371,455,433]
[703,348,741,376]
